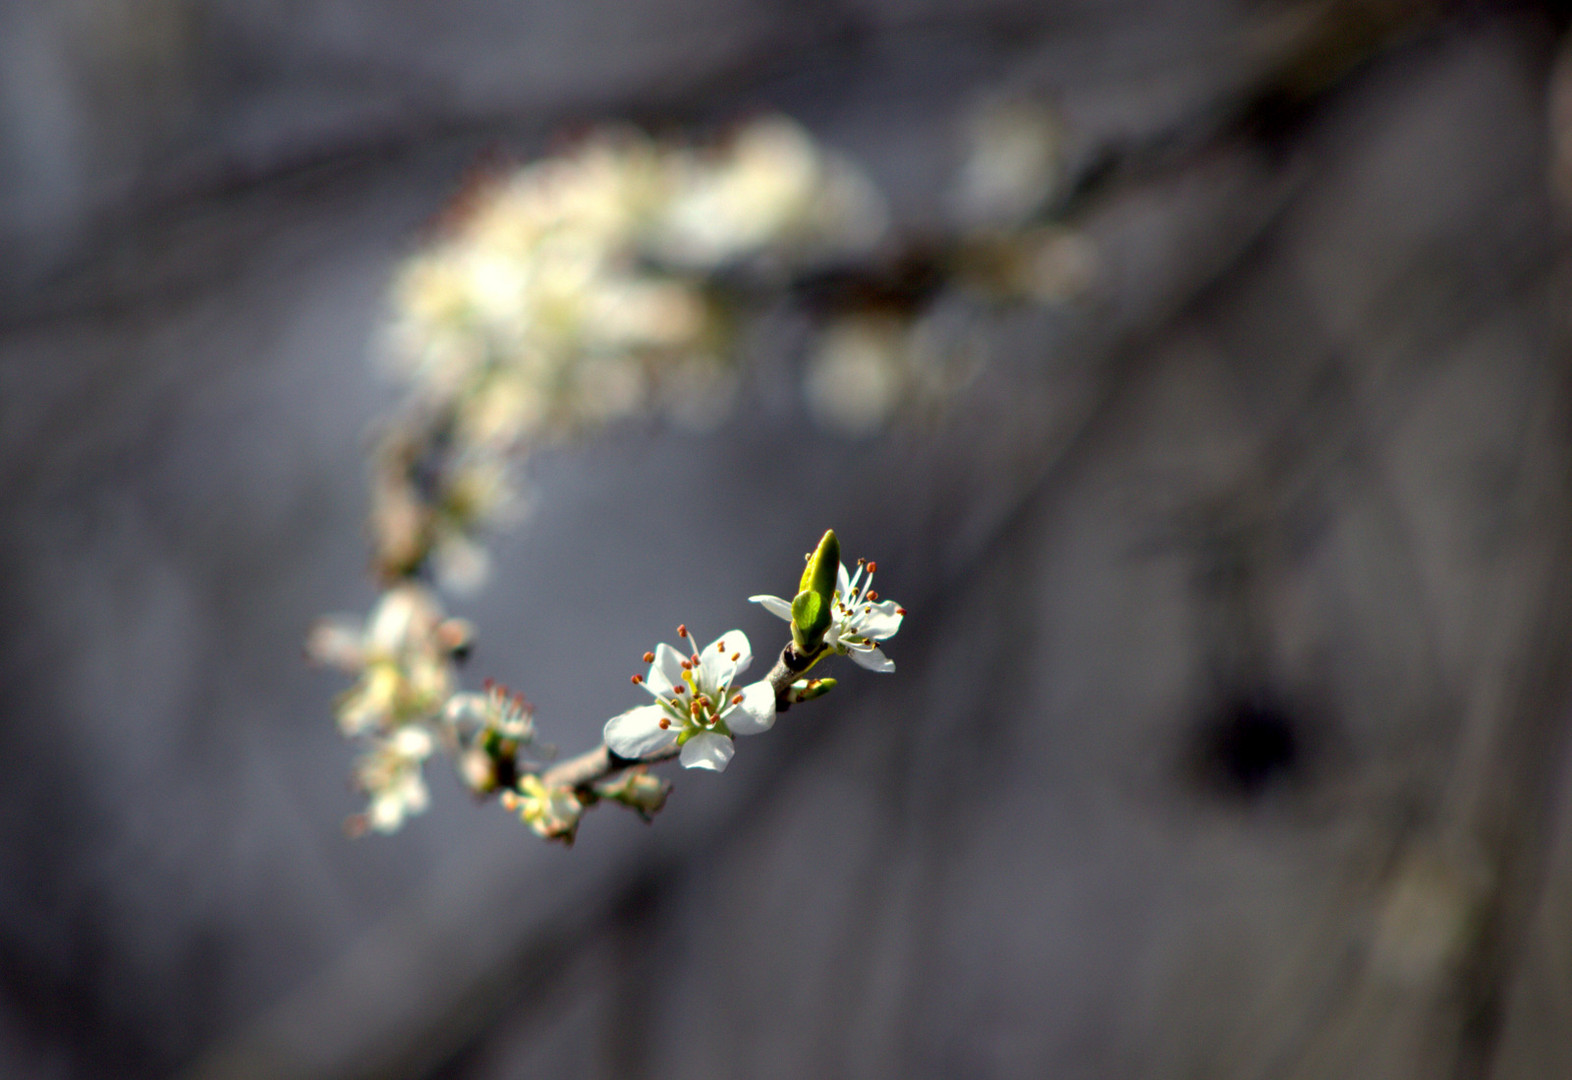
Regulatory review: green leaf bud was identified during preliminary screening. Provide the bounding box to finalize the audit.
[792,529,840,652]
[799,529,840,599]
[791,589,830,652]
[789,677,837,704]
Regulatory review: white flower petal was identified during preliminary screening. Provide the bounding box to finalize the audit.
[367,597,416,655]
[696,642,736,697]
[369,795,405,833]
[443,692,489,728]
[855,601,904,641]
[306,617,366,672]
[647,643,686,695]
[336,691,384,737]
[697,629,751,694]
[604,704,679,759]
[749,594,794,622]
[680,731,735,771]
[392,726,434,759]
[718,629,752,675]
[368,585,439,655]
[726,680,777,735]
[850,644,895,673]
[398,772,430,814]
[837,561,852,600]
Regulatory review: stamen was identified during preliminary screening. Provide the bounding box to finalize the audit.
[730,652,740,661]
[672,684,685,694]
[717,641,726,652]
[643,651,655,663]
[857,557,865,565]
[680,658,692,670]
[631,674,643,684]
[867,561,877,573]
[731,693,743,705]
[896,607,906,615]
[867,590,879,601]
[676,624,688,638]
[658,717,670,729]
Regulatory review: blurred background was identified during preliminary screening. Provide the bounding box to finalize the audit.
[6,0,1572,1076]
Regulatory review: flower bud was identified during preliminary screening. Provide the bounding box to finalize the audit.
[595,767,673,822]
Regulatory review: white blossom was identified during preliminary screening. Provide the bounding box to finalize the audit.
[954,98,1063,228]
[603,628,775,772]
[444,679,536,742]
[751,559,905,672]
[502,775,584,843]
[805,317,906,435]
[309,585,470,736]
[354,726,435,834]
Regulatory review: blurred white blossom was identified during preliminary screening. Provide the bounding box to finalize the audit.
[373,117,889,584]
[658,117,886,267]
[804,317,906,435]
[955,98,1063,228]
[1014,226,1101,304]
[502,775,584,843]
[804,309,986,435]
[353,726,436,834]
[445,679,536,743]
[309,584,471,736]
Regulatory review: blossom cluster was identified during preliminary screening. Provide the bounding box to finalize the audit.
[307,96,1099,845]
[372,117,887,585]
[307,585,472,834]
[311,529,904,844]
[364,105,1095,587]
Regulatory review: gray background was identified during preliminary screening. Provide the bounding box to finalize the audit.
[4,0,1572,1077]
